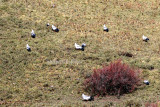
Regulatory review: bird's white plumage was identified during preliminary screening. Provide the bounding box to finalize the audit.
[103,24,107,30]
[144,80,148,82]
[142,35,148,40]
[26,44,30,50]
[142,35,147,40]
[52,25,57,30]
[144,80,149,83]
[31,29,35,34]
[75,43,82,49]
[82,94,91,100]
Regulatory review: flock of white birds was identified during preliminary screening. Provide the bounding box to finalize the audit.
[26,24,149,52]
[25,23,150,101]
[26,23,149,52]
[26,24,59,51]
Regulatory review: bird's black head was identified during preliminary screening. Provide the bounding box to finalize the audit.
[89,96,94,101]
[55,28,59,32]
[31,34,36,38]
[47,23,49,26]
[145,82,149,85]
[81,45,85,51]
[104,28,109,32]
[27,48,31,52]
[144,40,148,42]
[106,29,109,32]
[105,29,109,32]
[144,38,149,42]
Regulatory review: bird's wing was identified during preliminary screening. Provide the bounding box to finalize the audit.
[52,25,57,30]
[142,35,147,40]
[75,43,81,49]
[103,25,107,29]
[26,44,30,49]
[31,30,34,34]
[82,94,90,100]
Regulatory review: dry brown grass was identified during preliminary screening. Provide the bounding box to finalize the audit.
[0,0,160,106]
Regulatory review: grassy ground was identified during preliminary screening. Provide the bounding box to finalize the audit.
[0,0,160,106]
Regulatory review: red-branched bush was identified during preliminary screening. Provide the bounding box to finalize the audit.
[84,60,141,96]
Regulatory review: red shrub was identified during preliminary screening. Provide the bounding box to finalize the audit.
[84,60,141,96]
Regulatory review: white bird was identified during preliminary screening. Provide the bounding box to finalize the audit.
[26,44,31,51]
[82,94,94,101]
[75,43,85,51]
[103,24,109,32]
[142,35,149,42]
[31,29,36,38]
[144,80,149,85]
[52,25,59,32]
